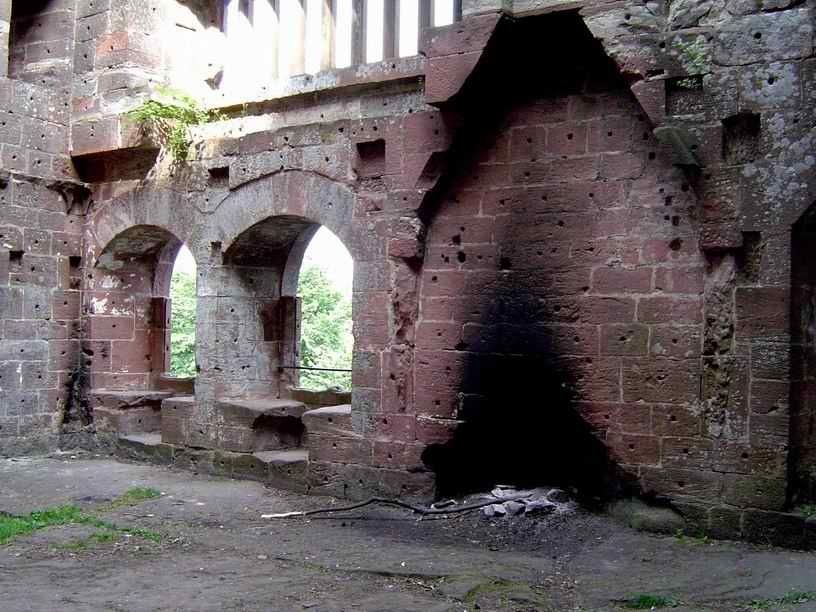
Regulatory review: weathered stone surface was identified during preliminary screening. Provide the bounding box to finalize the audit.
[302,405,353,436]
[93,406,161,434]
[610,499,686,535]
[668,0,712,29]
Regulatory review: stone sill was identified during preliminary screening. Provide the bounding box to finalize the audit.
[510,0,587,18]
[70,114,159,159]
[204,55,426,112]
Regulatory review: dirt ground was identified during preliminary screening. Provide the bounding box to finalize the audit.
[2,454,816,611]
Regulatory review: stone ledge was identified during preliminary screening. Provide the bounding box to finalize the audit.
[94,406,162,434]
[71,115,159,158]
[217,397,309,423]
[98,433,311,494]
[89,389,174,411]
[302,405,353,436]
[207,55,425,111]
[291,388,352,408]
[671,499,816,550]
[156,375,195,395]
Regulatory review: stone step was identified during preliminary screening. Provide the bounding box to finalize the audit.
[254,449,309,465]
[302,404,352,436]
[216,397,307,453]
[115,432,173,464]
[94,405,161,434]
[156,374,195,395]
[217,397,308,425]
[291,387,351,407]
[90,389,174,411]
[161,396,196,446]
[253,449,309,492]
[120,433,162,446]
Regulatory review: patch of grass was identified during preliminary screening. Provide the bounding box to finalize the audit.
[1,489,164,546]
[796,504,816,519]
[748,591,816,610]
[120,526,162,543]
[100,487,162,511]
[0,505,85,544]
[77,516,163,543]
[56,530,118,552]
[674,529,709,545]
[622,593,675,609]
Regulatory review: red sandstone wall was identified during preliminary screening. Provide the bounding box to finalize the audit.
[414,83,782,504]
[0,0,83,454]
[0,175,84,453]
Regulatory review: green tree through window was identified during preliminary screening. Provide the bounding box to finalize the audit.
[169,269,197,378]
[297,263,352,390]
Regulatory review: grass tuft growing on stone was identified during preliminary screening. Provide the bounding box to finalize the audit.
[622,593,674,609]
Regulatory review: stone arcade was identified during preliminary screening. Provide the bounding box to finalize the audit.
[1,0,815,546]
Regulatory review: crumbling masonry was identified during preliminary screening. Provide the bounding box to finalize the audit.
[1,0,815,546]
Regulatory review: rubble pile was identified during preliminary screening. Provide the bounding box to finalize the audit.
[477,485,576,519]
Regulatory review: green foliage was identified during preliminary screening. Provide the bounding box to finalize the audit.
[126,87,222,162]
[170,270,197,378]
[797,504,816,519]
[622,594,675,609]
[297,263,353,390]
[673,38,709,76]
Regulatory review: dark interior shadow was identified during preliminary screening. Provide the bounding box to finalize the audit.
[790,202,816,504]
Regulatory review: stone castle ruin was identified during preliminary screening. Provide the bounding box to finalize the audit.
[1,0,815,546]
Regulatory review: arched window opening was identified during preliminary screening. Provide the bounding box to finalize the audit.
[169,244,198,379]
[88,226,195,440]
[296,226,353,391]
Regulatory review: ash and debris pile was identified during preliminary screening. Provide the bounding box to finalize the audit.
[480,485,576,518]
[434,485,576,519]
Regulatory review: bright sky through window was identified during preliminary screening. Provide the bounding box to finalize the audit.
[221,0,456,87]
